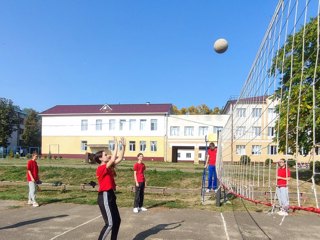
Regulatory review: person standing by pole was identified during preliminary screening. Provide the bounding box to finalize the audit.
[27,152,40,207]
[204,142,218,193]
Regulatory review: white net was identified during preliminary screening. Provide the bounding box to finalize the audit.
[217,0,320,214]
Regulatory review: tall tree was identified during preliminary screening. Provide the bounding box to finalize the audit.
[0,98,19,147]
[270,17,320,154]
[21,109,41,148]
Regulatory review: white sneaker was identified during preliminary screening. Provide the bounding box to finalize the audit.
[140,207,147,211]
[277,210,288,216]
[214,189,218,193]
[133,208,139,213]
[32,202,39,207]
[205,189,210,193]
[27,200,33,205]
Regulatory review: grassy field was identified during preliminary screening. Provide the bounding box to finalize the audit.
[0,158,272,212]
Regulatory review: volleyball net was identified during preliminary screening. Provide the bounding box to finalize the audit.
[217,0,320,214]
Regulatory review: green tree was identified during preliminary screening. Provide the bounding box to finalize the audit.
[270,17,320,154]
[0,98,19,147]
[21,109,41,148]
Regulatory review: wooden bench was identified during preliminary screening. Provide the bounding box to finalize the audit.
[38,182,66,192]
[130,186,167,195]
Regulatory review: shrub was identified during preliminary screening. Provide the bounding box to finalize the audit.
[287,159,296,168]
[265,158,273,166]
[9,149,14,158]
[309,161,320,172]
[26,153,32,159]
[59,156,63,160]
[14,153,20,159]
[54,156,58,160]
[240,155,251,165]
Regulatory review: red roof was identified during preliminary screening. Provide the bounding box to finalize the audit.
[40,104,173,115]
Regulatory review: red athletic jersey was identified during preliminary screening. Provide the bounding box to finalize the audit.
[133,162,146,183]
[96,164,116,192]
[277,167,291,187]
[207,148,217,166]
[27,160,39,181]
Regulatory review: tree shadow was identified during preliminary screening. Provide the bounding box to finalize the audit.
[132,221,184,240]
[0,214,68,230]
[147,200,176,209]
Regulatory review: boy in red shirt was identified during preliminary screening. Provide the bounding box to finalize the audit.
[133,153,147,213]
[27,152,40,207]
[276,158,291,216]
[95,137,126,240]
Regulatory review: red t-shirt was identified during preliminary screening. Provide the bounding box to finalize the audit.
[133,162,146,183]
[96,164,116,192]
[27,160,39,182]
[277,167,291,187]
[207,148,217,166]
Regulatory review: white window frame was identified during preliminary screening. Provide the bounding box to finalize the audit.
[109,119,115,131]
[151,119,157,131]
[129,141,136,152]
[96,119,102,131]
[81,140,87,151]
[81,120,88,131]
[184,126,194,136]
[236,145,246,155]
[198,126,208,136]
[252,108,262,118]
[140,119,147,131]
[140,141,146,152]
[236,108,246,117]
[252,145,262,155]
[119,119,126,131]
[150,141,157,152]
[170,126,180,136]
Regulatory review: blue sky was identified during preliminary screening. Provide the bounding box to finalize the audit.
[0,0,278,112]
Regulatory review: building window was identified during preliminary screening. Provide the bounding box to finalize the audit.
[252,127,261,137]
[268,108,276,121]
[186,153,192,158]
[109,119,115,131]
[252,145,261,155]
[268,145,277,155]
[119,119,126,131]
[129,119,136,131]
[252,108,262,118]
[140,141,146,152]
[109,140,115,151]
[151,119,157,131]
[213,126,223,134]
[140,119,147,131]
[268,127,275,137]
[170,126,180,136]
[184,126,194,136]
[96,119,102,131]
[81,120,88,131]
[236,145,246,155]
[178,153,181,158]
[150,141,157,152]
[81,141,87,151]
[236,108,246,117]
[129,141,136,151]
[235,126,245,138]
[198,153,202,158]
[198,126,208,136]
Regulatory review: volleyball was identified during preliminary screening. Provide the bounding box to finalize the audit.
[214,38,228,54]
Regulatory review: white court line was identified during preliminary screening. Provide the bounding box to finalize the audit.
[220,212,230,240]
[49,215,101,240]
